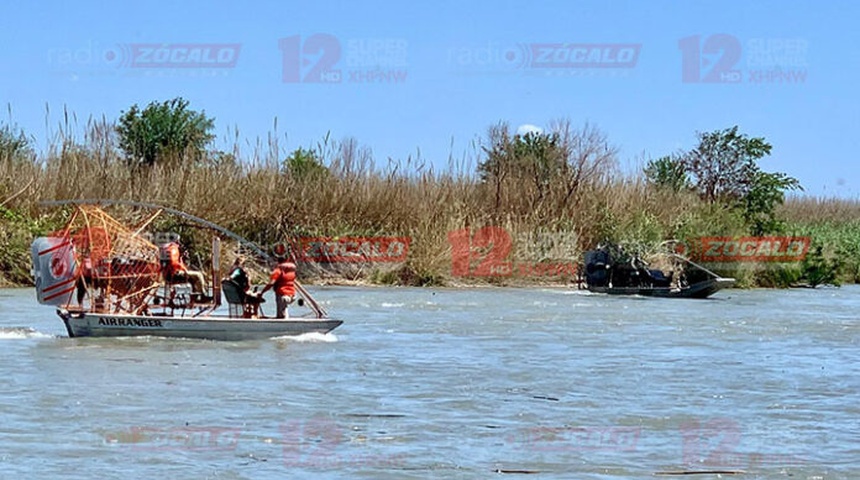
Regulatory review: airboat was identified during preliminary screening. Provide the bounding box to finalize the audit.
[30,200,342,340]
[579,242,735,299]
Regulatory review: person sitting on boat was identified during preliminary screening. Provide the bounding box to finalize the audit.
[160,241,206,296]
[228,256,262,303]
[229,256,250,292]
[259,259,297,318]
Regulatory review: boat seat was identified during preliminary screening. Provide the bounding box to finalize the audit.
[221,279,263,318]
[646,269,673,287]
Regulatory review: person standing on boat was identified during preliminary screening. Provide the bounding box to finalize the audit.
[259,259,296,318]
[75,255,94,306]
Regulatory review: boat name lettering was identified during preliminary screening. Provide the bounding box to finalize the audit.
[97,317,164,328]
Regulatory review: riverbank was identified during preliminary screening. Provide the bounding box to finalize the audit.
[3,122,860,289]
[5,216,860,290]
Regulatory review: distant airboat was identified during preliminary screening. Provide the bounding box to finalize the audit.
[579,242,735,299]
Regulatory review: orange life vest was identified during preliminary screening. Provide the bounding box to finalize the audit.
[161,242,187,276]
[270,261,296,297]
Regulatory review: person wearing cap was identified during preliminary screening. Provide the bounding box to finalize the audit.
[259,259,297,318]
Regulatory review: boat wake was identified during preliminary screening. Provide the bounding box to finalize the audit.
[380,302,405,308]
[273,332,338,343]
[547,288,595,296]
[0,327,55,340]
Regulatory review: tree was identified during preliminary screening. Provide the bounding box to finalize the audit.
[644,155,689,192]
[0,124,33,164]
[284,147,329,181]
[0,125,35,204]
[479,128,563,181]
[116,98,215,168]
[676,126,801,234]
[800,245,842,287]
[681,126,772,203]
[478,121,615,213]
[477,123,514,210]
[515,131,566,198]
[478,125,566,208]
[743,170,801,235]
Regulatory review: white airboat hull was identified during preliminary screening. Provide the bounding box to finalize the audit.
[34,202,345,341]
[57,309,343,341]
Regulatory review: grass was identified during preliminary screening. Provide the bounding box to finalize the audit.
[3,117,860,288]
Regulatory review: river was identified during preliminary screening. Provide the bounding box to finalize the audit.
[0,285,857,479]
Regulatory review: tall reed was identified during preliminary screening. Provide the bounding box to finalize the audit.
[1,115,857,286]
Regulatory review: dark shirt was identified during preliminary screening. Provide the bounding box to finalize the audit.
[229,266,250,292]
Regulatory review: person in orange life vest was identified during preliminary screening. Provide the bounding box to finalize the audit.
[162,241,205,295]
[259,260,297,318]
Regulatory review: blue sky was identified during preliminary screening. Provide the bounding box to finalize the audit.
[1,0,857,196]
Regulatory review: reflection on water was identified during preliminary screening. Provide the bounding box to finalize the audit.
[1,286,857,479]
